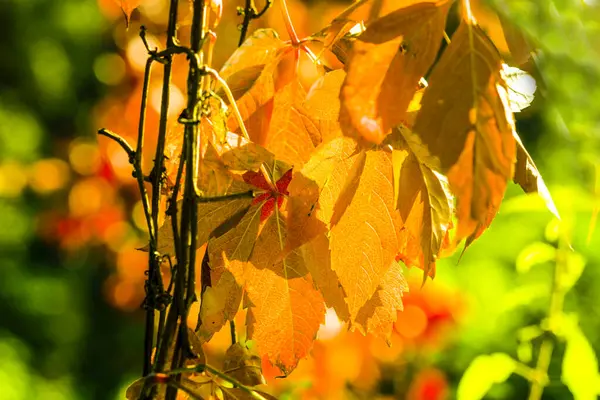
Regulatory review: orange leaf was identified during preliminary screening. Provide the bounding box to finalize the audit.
[292,138,401,320]
[413,21,517,245]
[340,0,451,145]
[244,209,325,375]
[353,261,408,340]
[389,126,453,280]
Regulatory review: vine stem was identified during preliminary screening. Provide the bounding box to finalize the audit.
[527,234,568,400]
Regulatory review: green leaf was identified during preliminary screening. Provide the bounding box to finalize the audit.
[457,353,516,400]
[562,316,600,400]
[561,252,586,293]
[515,242,555,273]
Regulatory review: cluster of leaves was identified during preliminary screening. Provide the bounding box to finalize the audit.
[146,0,556,379]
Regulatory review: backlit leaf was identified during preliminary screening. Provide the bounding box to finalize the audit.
[340,0,451,144]
[413,21,517,245]
[260,81,321,168]
[286,137,359,250]
[513,132,559,219]
[156,197,253,256]
[196,205,263,341]
[353,261,408,340]
[329,147,400,320]
[389,126,453,279]
[245,208,325,375]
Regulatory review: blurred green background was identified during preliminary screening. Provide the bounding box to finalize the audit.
[0,0,598,399]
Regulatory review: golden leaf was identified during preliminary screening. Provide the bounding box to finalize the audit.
[353,261,408,340]
[340,0,451,144]
[413,21,517,245]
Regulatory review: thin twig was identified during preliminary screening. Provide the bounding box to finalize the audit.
[97,129,135,160]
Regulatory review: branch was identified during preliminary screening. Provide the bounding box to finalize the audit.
[238,0,273,46]
[97,129,135,161]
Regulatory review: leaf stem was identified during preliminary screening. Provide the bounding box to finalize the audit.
[280,0,300,45]
[204,67,276,190]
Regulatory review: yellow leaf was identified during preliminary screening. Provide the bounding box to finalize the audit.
[413,21,517,245]
[353,261,408,340]
[196,205,263,342]
[329,148,400,320]
[261,81,321,168]
[286,137,359,250]
[340,0,451,144]
[155,197,253,257]
[389,126,453,280]
[303,70,346,144]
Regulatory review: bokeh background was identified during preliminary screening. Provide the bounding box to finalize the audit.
[0,0,599,399]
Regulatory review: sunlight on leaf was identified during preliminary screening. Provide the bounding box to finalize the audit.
[413,21,517,246]
[340,0,451,144]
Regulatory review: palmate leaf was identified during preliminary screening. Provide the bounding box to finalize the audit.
[413,20,517,246]
[340,0,451,145]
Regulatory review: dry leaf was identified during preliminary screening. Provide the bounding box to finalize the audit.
[340,0,451,144]
[513,132,559,219]
[413,21,517,245]
[223,343,266,386]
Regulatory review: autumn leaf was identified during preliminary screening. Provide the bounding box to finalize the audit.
[340,0,451,145]
[244,208,325,375]
[286,137,360,250]
[353,261,408,340]
[388,126,453,279]
[303,70,346,144]
[513,132,559,219]
[197,204,263,342]
[223,342,266,386]
[413,21,517,245]
[288,137,400,321]
[260,81,321,168]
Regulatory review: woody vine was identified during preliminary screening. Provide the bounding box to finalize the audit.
[99,0,558,399]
